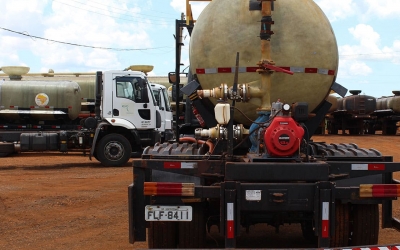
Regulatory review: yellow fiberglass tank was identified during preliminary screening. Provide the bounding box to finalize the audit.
[189,0,338,126]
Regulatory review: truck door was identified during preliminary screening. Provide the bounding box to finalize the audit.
[152,86,173,132]
[113,76,156,129]
[160,87,173,131]
[152,87,165,132]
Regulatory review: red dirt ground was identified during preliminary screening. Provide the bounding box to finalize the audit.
[0,135,399,249]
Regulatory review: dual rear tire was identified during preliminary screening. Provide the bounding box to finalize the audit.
[148,201,378,248]
[350,204,379,246]
[330,202,379,248]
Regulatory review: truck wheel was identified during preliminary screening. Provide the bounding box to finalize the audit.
[178,202,206,248]
[330,201,349,248]
[0,143,15,157]
[130,146,143,158]
[148,221,178,249]
[95,134,132,166]
[350,204,379,246]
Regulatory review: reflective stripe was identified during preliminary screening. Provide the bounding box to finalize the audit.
[164,162,197,169]
[13,106,55,109]
[352,164,385,171]
[227,202,234,239]
[196,66,335,75]
[322,202,329,238]
[343,247,396,250]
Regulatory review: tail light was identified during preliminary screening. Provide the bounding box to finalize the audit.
[360,184,400,198]
[144,182,195,196]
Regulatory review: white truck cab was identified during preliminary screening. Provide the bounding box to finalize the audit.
[90,70,162,166]
[101,70,159,130]
[150,83,174,142]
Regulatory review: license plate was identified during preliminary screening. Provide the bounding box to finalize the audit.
[145,205,192,221]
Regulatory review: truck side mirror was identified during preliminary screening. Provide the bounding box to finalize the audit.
[168,72,176,84]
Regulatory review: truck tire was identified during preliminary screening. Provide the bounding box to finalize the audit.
[330,201,349,248]
[350,204,379,246]
[148,221,178,249]
[0,143,15,157]
[95,133,132,166]
[178,202,206,248]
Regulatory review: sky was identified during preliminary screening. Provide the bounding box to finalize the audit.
[0,0,399,98]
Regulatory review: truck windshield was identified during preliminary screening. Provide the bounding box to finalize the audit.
[115,76,155,105]
[161,88,172,112]
[146,80,156,106]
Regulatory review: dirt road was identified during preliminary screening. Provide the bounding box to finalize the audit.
[0,135,399,249]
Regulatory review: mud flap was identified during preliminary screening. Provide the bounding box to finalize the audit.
[128,184,135,244]
[128,166,147,244]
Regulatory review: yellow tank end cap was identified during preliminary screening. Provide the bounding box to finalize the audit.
[128,65,154,73]
[1,66,30,76]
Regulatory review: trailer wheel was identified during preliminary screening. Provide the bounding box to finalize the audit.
[148,221,178,249]
[330,201,349,248]
[349,204,379,246]
[95,133,132,166]
[178,202,206,248]
[0,143,15,157]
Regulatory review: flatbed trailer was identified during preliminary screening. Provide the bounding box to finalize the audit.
[129,142,400,248]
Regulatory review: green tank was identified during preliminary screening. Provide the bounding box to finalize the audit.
[376,98,383,110]
[72,78,96,113]
[387,91,400,113]
[0,81,81,121]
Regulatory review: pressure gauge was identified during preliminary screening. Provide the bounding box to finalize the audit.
[283,103,291,111]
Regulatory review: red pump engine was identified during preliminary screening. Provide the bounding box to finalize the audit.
[264,116,305,157]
